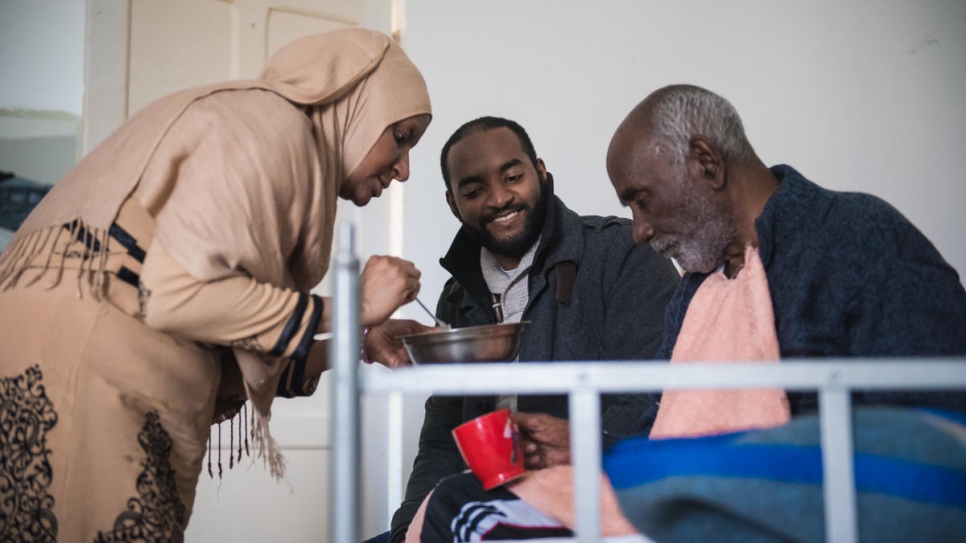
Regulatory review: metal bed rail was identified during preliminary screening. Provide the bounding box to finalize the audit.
[329,222,966,543]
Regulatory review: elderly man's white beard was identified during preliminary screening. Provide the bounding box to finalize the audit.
[650,172,736,274]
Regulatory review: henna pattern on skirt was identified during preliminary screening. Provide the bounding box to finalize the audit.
[95,411,188,543]
[0,365,59,542]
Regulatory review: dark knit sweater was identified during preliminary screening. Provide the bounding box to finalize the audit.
[646,164,966,426]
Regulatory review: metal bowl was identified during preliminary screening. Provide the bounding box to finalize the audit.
[400,322,529,365]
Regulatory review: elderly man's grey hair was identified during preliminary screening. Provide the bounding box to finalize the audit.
[647,85,756,167]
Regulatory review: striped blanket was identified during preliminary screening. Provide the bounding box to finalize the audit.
[604,407,966,543]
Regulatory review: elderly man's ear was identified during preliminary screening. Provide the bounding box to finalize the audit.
[689,137,726,190]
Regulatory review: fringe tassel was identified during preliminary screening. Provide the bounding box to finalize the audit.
[0,231,31,289]
[207,428,214,479]
[236,410,243,465]
[76,221,103,300]
[97,228,111,298]
[50,223,73,292]
[90,228,108,300]
[204,402,255,481]
[3,229,42,288]
[244,402,250,457]
[75,227,87,299]
[250,410,286,480]
[217,421,224,479]
[23,227,56,288]
[0,221,112,299]
[229,417,234,469]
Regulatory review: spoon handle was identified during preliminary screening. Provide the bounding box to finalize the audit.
[415,297,451,329]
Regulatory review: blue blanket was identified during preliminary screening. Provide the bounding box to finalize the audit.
[603,407,966,543]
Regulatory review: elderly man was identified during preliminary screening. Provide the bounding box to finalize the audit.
[414,86,966,543]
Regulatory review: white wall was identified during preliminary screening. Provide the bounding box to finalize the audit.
[0,0,85,188]
[399,0,966,321]
[0,0,85,114]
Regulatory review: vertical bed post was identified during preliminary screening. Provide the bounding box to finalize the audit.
[819,371,858,543]
[387,391,405,523]
[331,221,361,543]
[570,386,602,543]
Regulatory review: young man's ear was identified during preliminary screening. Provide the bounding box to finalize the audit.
[445,190,462,221]
[688,137,725,190]
[536,158,548,182]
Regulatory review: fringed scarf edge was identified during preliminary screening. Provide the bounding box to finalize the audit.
[0,220,113,300]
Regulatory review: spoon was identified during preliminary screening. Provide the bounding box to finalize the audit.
[415,297,451,330]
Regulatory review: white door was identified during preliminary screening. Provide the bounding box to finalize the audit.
[82,1,400,541]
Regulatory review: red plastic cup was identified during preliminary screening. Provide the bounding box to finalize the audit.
[452,408,526,490]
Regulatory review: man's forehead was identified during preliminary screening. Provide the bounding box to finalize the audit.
[449,128,528,174]
[454,127,525,154]
[610,129,658,173]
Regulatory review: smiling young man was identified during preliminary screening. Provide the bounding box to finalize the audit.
[443,123,548,272]
[386,117,681,543]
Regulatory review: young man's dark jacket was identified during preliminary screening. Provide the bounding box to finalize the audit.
[389,175,681,542]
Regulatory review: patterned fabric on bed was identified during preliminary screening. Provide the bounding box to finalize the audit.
[604,406,966,543]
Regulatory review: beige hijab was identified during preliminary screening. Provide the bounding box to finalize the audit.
[1,28,431,293]
[0,28,431,477]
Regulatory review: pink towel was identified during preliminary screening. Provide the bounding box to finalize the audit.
[650,246,790,439]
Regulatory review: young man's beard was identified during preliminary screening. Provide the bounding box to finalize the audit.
[463,181,549,260]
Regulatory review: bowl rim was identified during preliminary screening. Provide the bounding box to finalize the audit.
[399,321,530,342]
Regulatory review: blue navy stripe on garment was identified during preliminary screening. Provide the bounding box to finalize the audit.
[269,292,308,357]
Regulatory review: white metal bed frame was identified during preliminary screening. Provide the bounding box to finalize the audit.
[327,223,966,543]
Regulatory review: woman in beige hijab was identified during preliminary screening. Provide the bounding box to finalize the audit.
[0,28,431,541]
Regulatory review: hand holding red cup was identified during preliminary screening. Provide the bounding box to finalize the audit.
[452,408,526,490]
